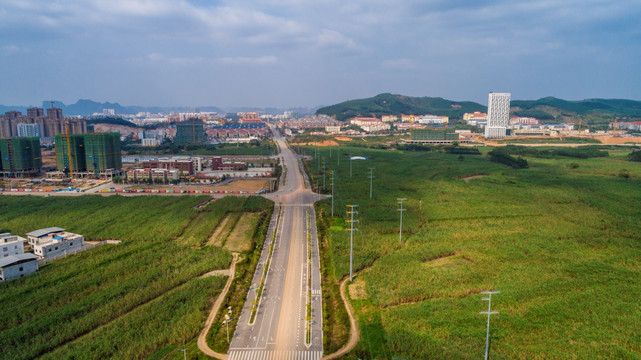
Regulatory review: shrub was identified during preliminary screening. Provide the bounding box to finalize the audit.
[627,150,641,162]
[488,149,529,169]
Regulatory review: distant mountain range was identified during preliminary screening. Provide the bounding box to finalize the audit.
[0,99,318,117]
[316,93,641,122]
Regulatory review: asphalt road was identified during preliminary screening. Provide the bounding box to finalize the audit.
[228,130,324,360]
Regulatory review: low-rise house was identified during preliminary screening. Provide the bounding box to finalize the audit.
[1,233,26,257]
[26,227,84,260]
[0,253,39,282]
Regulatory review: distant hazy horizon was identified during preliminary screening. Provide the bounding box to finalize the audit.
[1,1,640,108]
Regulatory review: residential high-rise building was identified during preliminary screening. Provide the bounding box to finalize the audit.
[84,133,122,172]
[55,134,86,172]
[0,107,86,138]
[55,133,122,174]
[484,92,511,139]
[175,118,206,144]
[0,137,42,173]
[16,123,42,137]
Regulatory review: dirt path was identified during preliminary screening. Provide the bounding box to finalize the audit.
[197,253,238,360]
[321,275,360,360]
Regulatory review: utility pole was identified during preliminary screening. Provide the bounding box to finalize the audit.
[322,156,326,189]
[349,153,353,178]
[346,205,359,282]
[368,168,375,198]
[337,148,340,165]
[330,170,336,217]
[397,198,406,244]
[317,147,320,171]
[181,348,186,360]
[480,291,500,360]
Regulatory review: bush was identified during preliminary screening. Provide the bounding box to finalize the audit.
[627,150,641,162]
[619,169,630,178]
[488,149,529,169]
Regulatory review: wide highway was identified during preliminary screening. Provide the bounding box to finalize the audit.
[228,128,323,360]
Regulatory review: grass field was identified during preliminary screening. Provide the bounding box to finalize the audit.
[302,144,641,359]
[0,195,272,360]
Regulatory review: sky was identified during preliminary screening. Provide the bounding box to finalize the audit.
[1,0,640,109]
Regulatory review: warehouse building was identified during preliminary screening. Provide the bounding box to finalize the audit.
[410,128,460,142]
[0,253,39,282]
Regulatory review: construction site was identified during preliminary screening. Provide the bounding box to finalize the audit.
[52,132,123,178]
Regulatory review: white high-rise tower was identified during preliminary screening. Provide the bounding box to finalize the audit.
[484,92,511,139]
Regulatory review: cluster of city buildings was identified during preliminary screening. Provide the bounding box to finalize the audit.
[0,228,85,282]
[611,121,641,131]
[0,106,87,140]
[122,155,271,183]
[283,115,342,130]
[171,113,270,144]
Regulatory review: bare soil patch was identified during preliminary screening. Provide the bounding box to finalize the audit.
[424,252,472,270]
[207,214,239,247]
[225,212,261,252]
[460,174,487,182]
[348,277,368,300]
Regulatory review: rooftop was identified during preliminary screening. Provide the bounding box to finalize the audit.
[26,227,65,238]
[0,253,38,268]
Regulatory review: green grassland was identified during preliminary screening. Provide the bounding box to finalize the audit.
[0,195,271,360]
[302,145,641,359]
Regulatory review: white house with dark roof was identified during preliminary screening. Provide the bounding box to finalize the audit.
[0,253,39,281]
[26,227,84,260]
[0,233,26,258]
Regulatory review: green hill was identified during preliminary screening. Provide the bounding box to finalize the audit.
[317,94,641,123]
[316,93,486,121]
[511,97,641,120]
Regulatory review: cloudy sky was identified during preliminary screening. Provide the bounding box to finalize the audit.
[1,0,640,108]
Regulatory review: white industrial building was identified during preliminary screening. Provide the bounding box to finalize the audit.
[1,233,26,257]
[0,253,39,282]
[484,92,511,139]
[26,227,85,260]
